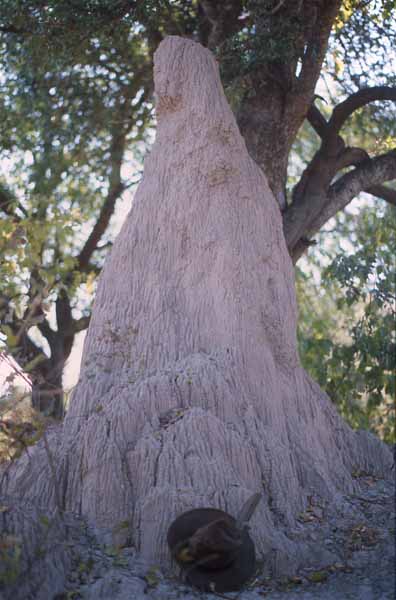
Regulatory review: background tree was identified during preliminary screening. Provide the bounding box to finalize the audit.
[288,77,395,443]
[0,0,395,421]
[0,20,152,416]
[297,202,395,443]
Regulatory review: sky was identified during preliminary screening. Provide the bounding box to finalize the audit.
[0,351,31,395]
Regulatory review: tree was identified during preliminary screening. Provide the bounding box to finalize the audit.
[0,18,152,416]
[297,200,396,443]
[1,34,393,599]
[1,0,395,418]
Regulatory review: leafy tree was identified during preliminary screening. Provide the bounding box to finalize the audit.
[0,0,395,418]
[297,201,395,443]
[0,18,153,416]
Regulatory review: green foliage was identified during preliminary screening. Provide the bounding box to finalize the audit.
[144,566,161,588]
[0,9,154,404]
[298,203,396,443]
[307,570,329,583]
[331,0,396,90]
[326,1,396,163]
[220,0,305,84]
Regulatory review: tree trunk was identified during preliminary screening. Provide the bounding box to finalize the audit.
[30,324,73,419]
[31,379,64,420]
[3,36,392,589]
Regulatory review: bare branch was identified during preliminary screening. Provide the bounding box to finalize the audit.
[77,182,124,272]
[328,86,396,137]
[270,0,288,15]
[297,1,341,94]
[366,184,396,207]
[307,87,396,152]
[77,128,126,272]
[313,150,396,234]
[289,84,396,261]
[335,146,369,170]
[335,148,396,210]
[36,318,56,347]
[306,103,328,138]
[288,149,396,263]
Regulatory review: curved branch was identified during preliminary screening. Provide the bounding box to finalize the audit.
[315,150,396,233]
[335,146,396,211]
[290,90,396,256]
[328,86,396,137]
[366,184,396,207]
[269,0,288,15]
[307,86,396,148]
[288,150,396,263]
[306,103,328,138]
[335,146,368,170]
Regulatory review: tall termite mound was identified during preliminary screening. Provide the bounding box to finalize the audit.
[5,36,392,574]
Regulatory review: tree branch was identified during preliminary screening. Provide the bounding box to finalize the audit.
[296,1,342,95]
[269,0,288,16]
[307,86,396,151]
[72,315,91,334]
[288,84,396,260]
[55,290,73,335]
[328,86,396,137]
[36,318,56,348]
[335,146,369,170]
[287,149,396,263]
[76,182,124,272]
[76,128,126,272]
[313,150,396,234]
[366,184,396,207]
[306,103,328,138]
[199,0,244,49]
[335,148,396,211]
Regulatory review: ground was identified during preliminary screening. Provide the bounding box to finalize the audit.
[3,469,393,600]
